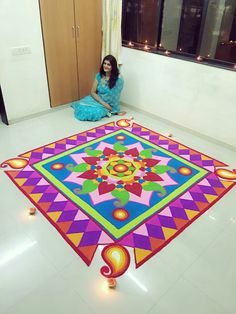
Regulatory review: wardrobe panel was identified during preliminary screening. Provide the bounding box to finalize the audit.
[74,0,102,98]
[39,0,79,107]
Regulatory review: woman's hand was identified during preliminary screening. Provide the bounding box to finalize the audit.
[102,102,112,111]
[91,78,112,111]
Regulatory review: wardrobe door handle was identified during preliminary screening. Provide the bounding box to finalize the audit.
[72,26,75,38]
[76,26,80,38]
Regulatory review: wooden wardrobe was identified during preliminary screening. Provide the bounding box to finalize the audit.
[39,0,102,107]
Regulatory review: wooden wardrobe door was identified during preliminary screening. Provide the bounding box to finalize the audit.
[74,0,102,99]
[39,0,79,107]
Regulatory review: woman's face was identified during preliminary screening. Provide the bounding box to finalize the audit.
[103,60,112,73]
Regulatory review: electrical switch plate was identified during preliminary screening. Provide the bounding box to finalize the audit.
[11,46,31,56]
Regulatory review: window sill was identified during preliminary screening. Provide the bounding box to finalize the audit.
[122,41,236,73]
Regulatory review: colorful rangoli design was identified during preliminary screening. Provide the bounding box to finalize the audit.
[1,119,236,278]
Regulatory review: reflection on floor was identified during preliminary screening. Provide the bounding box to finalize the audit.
[0,107,236,314]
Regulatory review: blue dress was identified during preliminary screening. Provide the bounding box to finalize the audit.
[71,73,124,121]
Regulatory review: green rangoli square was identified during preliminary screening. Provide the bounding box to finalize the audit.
[33,129,208,239]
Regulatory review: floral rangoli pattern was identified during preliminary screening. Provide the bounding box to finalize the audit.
[1,119,236,277]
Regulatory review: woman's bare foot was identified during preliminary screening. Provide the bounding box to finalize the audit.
[117,111,126,116]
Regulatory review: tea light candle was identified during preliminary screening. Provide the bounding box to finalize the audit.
[28,207,36,215]
[107,278,117,289]
[144,45,150,50]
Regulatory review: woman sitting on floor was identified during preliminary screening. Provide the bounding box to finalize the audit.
[71,55,126,121]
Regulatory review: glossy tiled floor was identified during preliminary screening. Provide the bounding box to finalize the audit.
[0,107,236,314]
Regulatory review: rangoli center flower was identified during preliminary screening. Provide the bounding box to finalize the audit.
[65,140,177,206]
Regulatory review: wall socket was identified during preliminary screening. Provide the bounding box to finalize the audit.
[12,46,31,56]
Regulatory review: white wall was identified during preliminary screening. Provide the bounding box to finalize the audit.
[121,47,236,148]
[0,0,50,123]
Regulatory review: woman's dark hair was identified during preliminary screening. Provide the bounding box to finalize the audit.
[99,55,119,89]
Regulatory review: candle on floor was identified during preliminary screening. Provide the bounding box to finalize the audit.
[196,56,203,61]
[107,278,117,289]
[28,207,36,215]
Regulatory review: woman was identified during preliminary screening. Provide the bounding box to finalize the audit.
[72,55,125,121]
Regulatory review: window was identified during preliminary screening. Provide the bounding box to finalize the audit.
[122,0,162,47]
[122,0,236,69]
[176,0,204,54]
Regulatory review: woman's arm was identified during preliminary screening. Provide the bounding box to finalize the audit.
[91,79,112,111]
[109,76,124,112]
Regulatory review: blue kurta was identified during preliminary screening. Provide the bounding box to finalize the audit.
[71,73,124,121]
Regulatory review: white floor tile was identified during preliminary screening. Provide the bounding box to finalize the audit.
[183,224,236,313]
[4,275,94,314]
[58,251,158,314]
[148,277,228,314]
[0,228,57,313]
